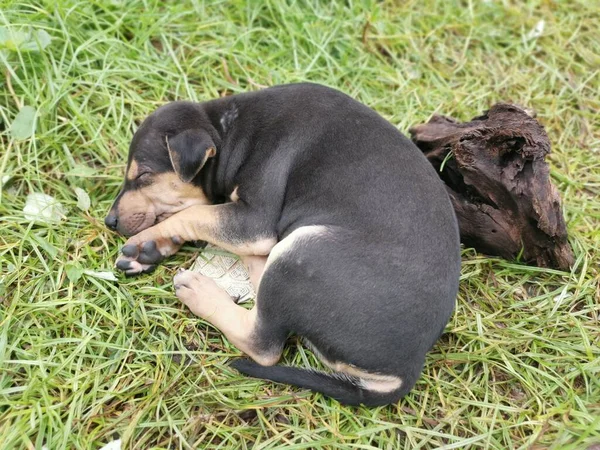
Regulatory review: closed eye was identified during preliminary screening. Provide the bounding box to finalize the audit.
[136,172,152,181]
[134,172,153,186]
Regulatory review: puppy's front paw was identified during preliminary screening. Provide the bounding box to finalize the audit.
[116,234,183,276]
[115,258,156,277]
[174,269,232,317]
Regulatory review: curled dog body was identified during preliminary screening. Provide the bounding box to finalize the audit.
[106,83,461,406]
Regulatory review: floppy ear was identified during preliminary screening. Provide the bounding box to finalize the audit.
[166,129,217,182]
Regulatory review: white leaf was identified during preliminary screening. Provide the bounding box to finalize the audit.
[23,193,66,224]
[74,187,91,211]
[527,20,545,40]
[0,26,29,50]
[20,29,52,51]
[1,175,11,187]
[0,27,51,52]
[83,270,118,282]
[99,439,122,450]
[10,105,37,140]
[553,291,572,303]
[66,164,97,177]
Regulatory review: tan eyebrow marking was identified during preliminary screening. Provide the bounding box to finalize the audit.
[126,160,139,181]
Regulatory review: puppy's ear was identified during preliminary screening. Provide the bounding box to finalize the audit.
[166,129,217,182]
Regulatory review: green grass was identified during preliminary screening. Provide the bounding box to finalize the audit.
[1,0,599,448]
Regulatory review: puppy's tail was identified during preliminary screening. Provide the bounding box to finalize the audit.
[230,359,407,407]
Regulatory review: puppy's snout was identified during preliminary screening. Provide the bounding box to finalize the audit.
[104,212,118,230]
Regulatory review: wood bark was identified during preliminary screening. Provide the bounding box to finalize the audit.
[410,104,574,270]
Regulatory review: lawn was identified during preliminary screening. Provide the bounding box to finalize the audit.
[1,0,599,449]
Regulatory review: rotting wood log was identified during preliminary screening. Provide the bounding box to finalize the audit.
[410,103,574,271]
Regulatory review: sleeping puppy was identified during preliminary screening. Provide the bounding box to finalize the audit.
[106,83,461,406]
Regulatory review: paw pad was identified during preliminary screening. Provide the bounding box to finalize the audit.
[121,244,139,258]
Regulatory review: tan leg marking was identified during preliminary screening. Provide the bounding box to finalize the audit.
[116,204,276,274]
[360,377,404,393]
[240,255,268,292]
[334,362,403,393]
[131,204,275,255]
[304,339,403,394]
[174,270,280,366]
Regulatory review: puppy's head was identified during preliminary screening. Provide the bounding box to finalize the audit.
[105,102,217,237]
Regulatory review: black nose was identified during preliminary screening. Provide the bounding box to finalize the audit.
[104,213,118,230]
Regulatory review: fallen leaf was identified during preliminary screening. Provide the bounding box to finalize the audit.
[0,26,51,52]
[66,262,84,283]
[20,29,51,51]
[66,164,97,178]
[99,439,122,450]
[83,270,118,282]
[74,187,91,211]
[10,106,37,140]
[23,192,66,224]
[526,20,545,40]
[0,27,29,51]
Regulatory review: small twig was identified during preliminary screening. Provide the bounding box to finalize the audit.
[362,19,371,46]
[0,139,13,204]
[221,58,237,86]
[5,70,22,109]
[230,55,268,89]
[246,76,268,89]
[400,406,440,426]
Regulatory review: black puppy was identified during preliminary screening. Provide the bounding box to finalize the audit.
[106,83,460,406]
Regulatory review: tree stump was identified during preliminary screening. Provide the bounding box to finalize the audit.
[410,104,574,271]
